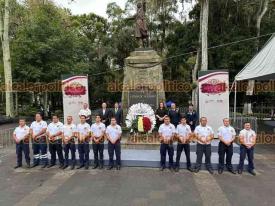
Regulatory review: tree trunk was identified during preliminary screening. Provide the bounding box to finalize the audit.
[201,0,209,71]
[0,0,14,117]
[244,0,269,114]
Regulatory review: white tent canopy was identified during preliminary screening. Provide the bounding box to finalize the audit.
[235,35,275,81]
[233,34,275,122]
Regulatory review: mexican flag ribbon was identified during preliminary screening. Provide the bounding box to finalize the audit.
[137,116,152,133]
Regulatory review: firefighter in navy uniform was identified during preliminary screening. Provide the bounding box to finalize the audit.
[76,115,91,169]
[158,116,176,171]
[174,116,193,172]
[46,115,64,168]
[217,118,236,174]
[30,113,48,168]
[91,115,106,169]
[62,116,77,170]
[13,119,31,169]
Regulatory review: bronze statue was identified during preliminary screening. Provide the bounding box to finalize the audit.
[127,0,149,48]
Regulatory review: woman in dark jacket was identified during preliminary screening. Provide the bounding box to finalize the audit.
[155,102,168,129]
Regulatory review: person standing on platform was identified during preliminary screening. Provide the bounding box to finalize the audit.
[91,115,106,169]
[30,113,48,168]
[217,118,236,174]
[62,116,77,170]
[106,117,122,170]
[174,116,192,172]
[155,102,168,130]
[238,122,257,176]
[193,117,214,174]
[78,103,92,125]
[185,104,198,132]
[46,115,64,168]
[168,103,181,127]
[158,116,176,171]
[113,102,123,126]
[99,102,113,127]
[76,115,91,169]
[13,119,31,169]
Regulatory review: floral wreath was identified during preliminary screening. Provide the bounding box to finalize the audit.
[125,103,156,133]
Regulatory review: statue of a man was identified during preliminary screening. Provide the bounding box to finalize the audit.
[127,0,149,48]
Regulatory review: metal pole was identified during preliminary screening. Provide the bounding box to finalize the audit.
[234,80,237,124]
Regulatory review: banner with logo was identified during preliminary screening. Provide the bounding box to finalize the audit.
[62,75,89,124]
[198,70,229,137]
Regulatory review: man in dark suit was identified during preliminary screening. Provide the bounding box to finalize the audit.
[168,103,181,127]
[99,102,113,127]
[113,102,123,126]
[185,104,198,132]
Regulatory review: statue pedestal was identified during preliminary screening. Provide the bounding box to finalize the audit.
[121,49,165,110]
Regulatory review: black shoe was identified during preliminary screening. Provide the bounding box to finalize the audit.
[47,164,55,168]
[159,166,165,171]
[174,167,179,172]
[62,165,68,170]
[218,169,223,174]
[59,164,64,169]
[187,167,193,172]
[99,165,103,169]
[77,165,84,169]
[238,169,243,174]
[41,164,47,169]
[85,165,89,170]
[26,163,31,169]
[193,168,200,173]
[107,165,113,170]
[248,170,256,176]
[31,163,39,168]
[70,165,75,170]
[92,164,98,169]
[14,165,22,169]
[228,169,236,174]
[116,165,121,170]
[207,168,214,174]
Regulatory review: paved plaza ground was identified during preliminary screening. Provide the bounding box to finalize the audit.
[0,144,275,206]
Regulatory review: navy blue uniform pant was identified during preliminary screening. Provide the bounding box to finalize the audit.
[16,141,30,166]
[64,143,76,165]
[92,141,104,166]
[78,142,90,166]
[32,137,48,165]
[175,143,191,168]
[218,142,233,170]
[238,145,255,171]
[160,143,174,168]
[195,143,212,170]
[108,141,121,166]
[49,140,64,165]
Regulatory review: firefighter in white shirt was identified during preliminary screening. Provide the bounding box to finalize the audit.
[217,118,236,174]
[46,114,64,168]
[76,115,91,169]
[175,116,192,172]
[91,115,106,169]
[78,103,92,125]
[30,113,48,168]
[62,116,77,170]
[158,116,176,171]
[13,119,30,169]
[106,117,122,170]
[238,122,257,176]
[193,117,214,174]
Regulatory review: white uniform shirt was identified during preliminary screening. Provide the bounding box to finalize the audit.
[217,125,236,142]
[158,123,176,140]
[91,122,106,137]
[239,129,256,145]
[63,123,77,137]
[14,125,30,141]
[47,122,63,140]
[77,123,91,136]
[106,124,122,142]
[176,124,191,137]
[78,108,91,118]
[30,121,47,136]
[194,125,214,145]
